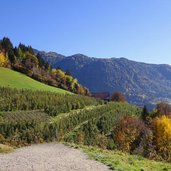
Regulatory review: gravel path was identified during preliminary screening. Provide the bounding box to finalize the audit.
[0,143,110,171]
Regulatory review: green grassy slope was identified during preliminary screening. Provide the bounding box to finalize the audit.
[0,67,69,94]
[68,144,171,171]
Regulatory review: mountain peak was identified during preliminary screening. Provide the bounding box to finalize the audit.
[69,53,89,58]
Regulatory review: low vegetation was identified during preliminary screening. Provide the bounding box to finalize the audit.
[64,102,141,146]
[0,87,98,146]
[0,144,14,153]
[1,110,49,123]
[67,143,171,171]
[0,87,97,114]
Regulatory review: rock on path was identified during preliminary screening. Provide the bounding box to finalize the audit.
[0,143,110,171]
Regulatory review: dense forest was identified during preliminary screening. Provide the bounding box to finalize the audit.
[0,37,89,95]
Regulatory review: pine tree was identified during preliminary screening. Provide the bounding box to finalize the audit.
[141,105,148,122]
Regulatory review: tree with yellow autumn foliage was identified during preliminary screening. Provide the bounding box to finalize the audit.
[153,115,171,161]
[0,52,8,67]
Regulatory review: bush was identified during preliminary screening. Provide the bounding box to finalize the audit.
[132,127,157,159]
[111,91,126,102]
[98,133,108,149]
[0,144,14,153]
[156,102,171,117]
[112,116,144,152]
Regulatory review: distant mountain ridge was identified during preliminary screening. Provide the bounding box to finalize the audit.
[37,50,171,107]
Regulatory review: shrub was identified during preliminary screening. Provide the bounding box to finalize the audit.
[132,127,157,159]
[0,52,8,67]
[0,134,5,143]
[156,102,171,117]
[112,116,144,152]
[0,144,14,153]
[111,91,126,102]
[98,133,108,149]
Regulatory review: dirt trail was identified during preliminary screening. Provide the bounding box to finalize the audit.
[0,143,110,171]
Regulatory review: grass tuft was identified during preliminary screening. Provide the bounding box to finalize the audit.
[0,144,14,153]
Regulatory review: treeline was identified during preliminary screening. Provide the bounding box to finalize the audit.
[0,87,97,115]
[0,37,89,95]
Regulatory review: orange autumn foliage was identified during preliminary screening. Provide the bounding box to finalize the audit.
[113,116,144,152]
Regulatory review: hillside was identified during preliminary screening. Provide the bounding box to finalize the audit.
[39,51,171,106]
[0,37,89,95]
[1,87,171,169]
[0,67,68,94]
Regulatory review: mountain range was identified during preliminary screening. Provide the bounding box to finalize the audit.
[36,50,171,107]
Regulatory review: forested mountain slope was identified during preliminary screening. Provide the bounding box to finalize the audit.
[39,51,171,106]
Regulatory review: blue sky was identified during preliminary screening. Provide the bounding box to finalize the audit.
[0,0,171,64]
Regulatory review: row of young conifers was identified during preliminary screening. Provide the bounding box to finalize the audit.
[0,87,140,147]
